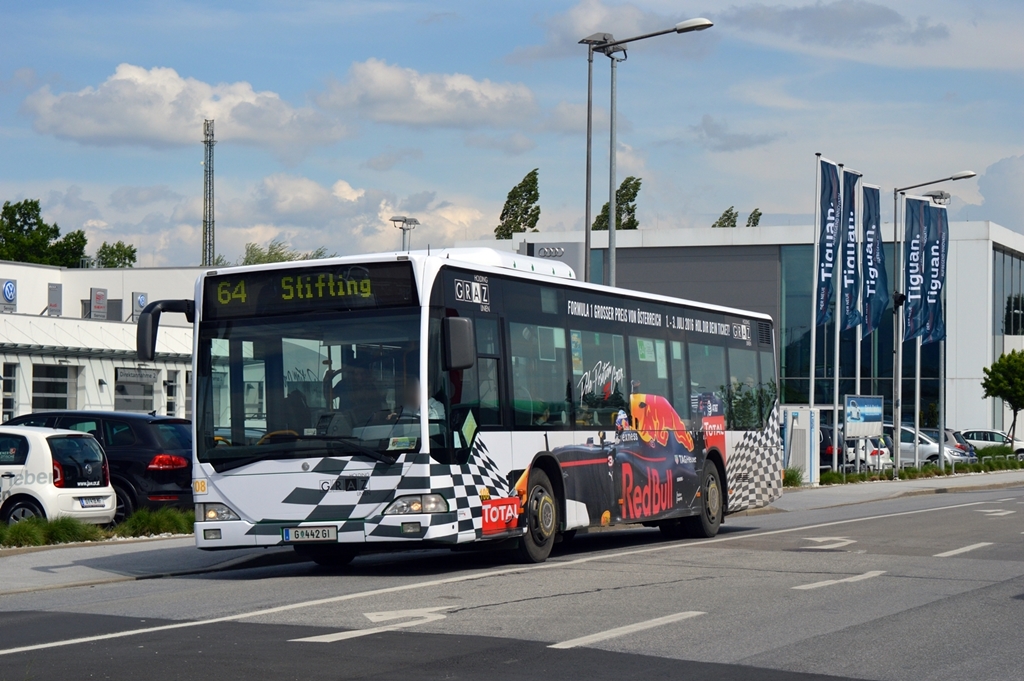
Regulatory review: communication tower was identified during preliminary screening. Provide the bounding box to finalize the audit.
[202,120,216,266]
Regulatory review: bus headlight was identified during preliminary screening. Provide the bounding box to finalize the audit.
[383,494,448,515]
[196,503,240,522]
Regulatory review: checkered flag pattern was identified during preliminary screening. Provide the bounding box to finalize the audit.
[425,439,514,537]
[725,401,784,512]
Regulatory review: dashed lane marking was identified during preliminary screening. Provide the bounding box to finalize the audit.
[549,612,705,649]
[792,571,886,591]
[933,542,994,558]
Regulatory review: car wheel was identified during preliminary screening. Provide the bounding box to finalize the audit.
[684,464,723,539]
[1016,450,1024,461]
[3,498,45,525]
[517,468,558,564]
[113,483,136,525]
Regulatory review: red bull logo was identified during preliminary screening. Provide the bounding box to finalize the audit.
[630,393,695,451]
[620,462,674,520]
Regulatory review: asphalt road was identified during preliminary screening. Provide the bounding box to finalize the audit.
[1,488,1022,681]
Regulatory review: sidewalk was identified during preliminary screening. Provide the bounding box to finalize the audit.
[769,469,1024,512]
[0,537,293,595]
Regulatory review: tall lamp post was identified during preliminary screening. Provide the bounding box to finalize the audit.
[890,170,974,477]
[581,17,712,287]
[390,215,420,252]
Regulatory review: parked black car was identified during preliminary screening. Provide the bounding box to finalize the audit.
[7,411,192,523]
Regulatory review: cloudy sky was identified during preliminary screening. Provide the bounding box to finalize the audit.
[1,0,1021,266]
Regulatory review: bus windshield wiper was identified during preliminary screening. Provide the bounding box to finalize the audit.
[305,436,398,466]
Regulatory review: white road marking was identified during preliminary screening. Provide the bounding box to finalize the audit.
[933,542,994,558]
[549,611,705,649]
[975,509,1015,517]
[801,537,856,550]
[0,498,993,657]
[793,571,886,590]
[997,498,1015,502]
[291,607,449,643]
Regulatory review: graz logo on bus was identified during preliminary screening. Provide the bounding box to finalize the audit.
[732,322,751,345]
[481,497,519,535]
[321,475,369,492]
[454,277,490,312]
[620,462,673,520]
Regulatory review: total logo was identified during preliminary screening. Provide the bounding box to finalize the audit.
[481,497,519,535]
[2,281,15,303]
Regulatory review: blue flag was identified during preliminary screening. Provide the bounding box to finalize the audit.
[903,197,930,341]
[921,204,948,344]
[840,170,862,330]
[815,159,840,326]
[861,185,888,336]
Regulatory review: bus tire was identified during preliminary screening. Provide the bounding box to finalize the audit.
[294,545,355,568]
[685,464,722,538]
[517,468,558,563]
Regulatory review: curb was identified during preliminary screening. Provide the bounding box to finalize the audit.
[0,534,192,558]
[770,476,1024,513]
[0,548,299,597]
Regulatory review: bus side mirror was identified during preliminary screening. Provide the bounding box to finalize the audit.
[443,317,475,371]
[137,299,195,361]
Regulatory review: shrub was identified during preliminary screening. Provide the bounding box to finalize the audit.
[43,516,104,544]
[114,507,194,537]
[783,468,803,487]
[819,471,843,485]
[4,518,46,547]
[977,445,1014,458]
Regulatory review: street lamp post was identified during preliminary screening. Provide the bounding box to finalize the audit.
[389,216,420,252]
[890,171,975,477]
[582,17,712,288]
[579,33,613,284]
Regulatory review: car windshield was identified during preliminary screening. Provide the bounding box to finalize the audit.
[196,310,432,470]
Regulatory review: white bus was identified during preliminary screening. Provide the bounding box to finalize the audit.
[138,248,782,565]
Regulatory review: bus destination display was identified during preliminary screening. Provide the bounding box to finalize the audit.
[203,261,417,320]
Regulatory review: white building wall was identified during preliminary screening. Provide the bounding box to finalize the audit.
[946,228,993,430]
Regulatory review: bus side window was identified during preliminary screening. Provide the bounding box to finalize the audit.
[570,330,626,427]
[726,347,761,430]
[759,349,777,423]
[509,323,570,428]
[627,336,669,404]
[688,342,727,418]
[670,341,690,420]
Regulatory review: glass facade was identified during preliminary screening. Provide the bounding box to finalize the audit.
[780,244,939,426]
[991,247,1024,429]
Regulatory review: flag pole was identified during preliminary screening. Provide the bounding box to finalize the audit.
[833,163,844,474]
[809,153,822,413]
[854,175,863,473]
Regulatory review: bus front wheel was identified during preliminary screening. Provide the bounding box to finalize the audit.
[517,469,558,563]
[685,464,723,538]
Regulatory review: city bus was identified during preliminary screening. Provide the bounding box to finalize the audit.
[137,248,782,565]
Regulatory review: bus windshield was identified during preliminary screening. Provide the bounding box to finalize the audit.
[196,310,426,470]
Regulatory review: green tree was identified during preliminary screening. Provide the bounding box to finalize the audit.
[0,199,87,267]
[495,169,541,239]
[592,176,642,231]
[95,240,137,268]
[238,239,333,265]
[746,208,762,228]
[712,206,738,229]
[982,349,1024,441]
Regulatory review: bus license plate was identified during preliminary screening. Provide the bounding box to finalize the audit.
[79,497,105,508]
[283,526,337,543]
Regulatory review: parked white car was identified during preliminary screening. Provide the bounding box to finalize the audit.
[884,425,968,467]
[0,426,115,525]
[959,429,1024,458]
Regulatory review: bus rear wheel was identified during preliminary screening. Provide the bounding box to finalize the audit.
[685,464,723,538]
[517,469,558,563]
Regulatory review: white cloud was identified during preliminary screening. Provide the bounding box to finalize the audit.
[108,185,183,209]
[953,155,1024,232]
[691,114,782,152]
[540,101,615,135]
[23,64,347,159]
[317,58,537,129]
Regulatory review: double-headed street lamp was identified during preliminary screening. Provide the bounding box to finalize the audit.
[580,18,713,286]
[890,170,974,478]
[389,215,420,252]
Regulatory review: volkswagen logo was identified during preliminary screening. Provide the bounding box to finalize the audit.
[537,247,565,258]
[84,463,93,476]
[137,294,147,309]
[2,281,14,302]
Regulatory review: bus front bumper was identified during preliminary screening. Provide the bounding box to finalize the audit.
[195,511,463,549]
